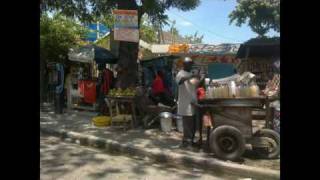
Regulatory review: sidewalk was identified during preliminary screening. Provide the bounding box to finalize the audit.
[40,106,280,179]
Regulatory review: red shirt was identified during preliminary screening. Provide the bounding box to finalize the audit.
[152,75,165,95]
[197,87,206,100]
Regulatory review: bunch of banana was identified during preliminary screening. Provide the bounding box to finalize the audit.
[108,89,116,96]
[124,88,137,96]
[108,88,137,97]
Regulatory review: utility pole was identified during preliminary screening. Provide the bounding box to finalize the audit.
[169,20,176,44]
[97,21,100,40]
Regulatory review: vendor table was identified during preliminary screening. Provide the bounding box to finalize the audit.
[105,96,138,129]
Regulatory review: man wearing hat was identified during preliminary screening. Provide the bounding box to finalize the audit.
[176,57,200,149]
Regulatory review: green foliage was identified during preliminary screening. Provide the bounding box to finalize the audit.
[244,36,280,45]
[171,27,179,37]
[184,31,204,44]
[229,0,280,37]
[95,35,111,49]
[99,14,116,29]
[41,0,201,87]
[40,12,89,64]
[140,15,158,43]
[41,0,201,25]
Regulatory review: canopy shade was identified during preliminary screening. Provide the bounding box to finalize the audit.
[140,55,180,63]
[236,44,280,59]
[236,37,280,59]
[68,45,118,64]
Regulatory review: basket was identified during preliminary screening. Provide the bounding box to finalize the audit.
[92,116,111,127]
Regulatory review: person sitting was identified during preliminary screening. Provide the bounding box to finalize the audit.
[152,71,165,97]
[151,71,174,107]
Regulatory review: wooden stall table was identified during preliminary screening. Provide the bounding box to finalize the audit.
[105,96,138,129]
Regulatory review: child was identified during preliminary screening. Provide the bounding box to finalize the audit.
[195,79,214,150]
[193,79,206,148]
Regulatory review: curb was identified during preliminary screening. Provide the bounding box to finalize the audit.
[40,127,280,180]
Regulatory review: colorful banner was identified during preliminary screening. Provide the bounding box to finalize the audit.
[113,10,139,42]
[189,44,240,55]
[168,44,189,54]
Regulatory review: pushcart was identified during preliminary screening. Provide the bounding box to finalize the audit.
[197,97,280,161]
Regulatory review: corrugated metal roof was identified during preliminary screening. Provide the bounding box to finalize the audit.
[188,44,240,55]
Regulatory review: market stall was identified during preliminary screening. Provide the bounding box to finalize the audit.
[105,95,137,129]
[236,38,280,89]
[136,43,242,129]
[139,55,179,96]
[166,43,241,100]
[67,44,117,111]
[103,87,139,129]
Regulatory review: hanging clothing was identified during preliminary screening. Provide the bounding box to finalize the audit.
[78,80,96,104]
[78,80,85,97]
[101,69,114,95]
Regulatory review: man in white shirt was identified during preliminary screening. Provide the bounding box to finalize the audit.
[176,57,200,148]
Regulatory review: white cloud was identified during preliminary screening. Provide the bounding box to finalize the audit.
[180,21,193,27]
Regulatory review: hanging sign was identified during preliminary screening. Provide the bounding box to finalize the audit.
[113,10,139,42]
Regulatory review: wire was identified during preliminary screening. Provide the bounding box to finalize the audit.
[170,12,241,42]
[169,12,243,43]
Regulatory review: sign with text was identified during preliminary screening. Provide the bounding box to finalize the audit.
[113,10,139,42]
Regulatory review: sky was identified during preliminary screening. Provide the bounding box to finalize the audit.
[46,0,279,44]
[163,0,279,44]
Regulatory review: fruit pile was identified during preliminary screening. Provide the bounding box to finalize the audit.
[108,88,136,97]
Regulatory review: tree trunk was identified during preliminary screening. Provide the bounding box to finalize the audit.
[115,0,143,89]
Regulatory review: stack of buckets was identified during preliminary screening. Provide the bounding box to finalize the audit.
[159,112,183,133]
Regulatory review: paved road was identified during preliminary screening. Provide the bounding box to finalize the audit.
[40,135,252,180]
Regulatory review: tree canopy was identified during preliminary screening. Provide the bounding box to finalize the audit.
[184,31,204,44]
[40,13,88,64]
[229,0,280,37]
[140,15,158,43]
[41,0,200,25]
[41,0,201,88]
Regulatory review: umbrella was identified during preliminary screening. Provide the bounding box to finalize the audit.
[68,45,118,64]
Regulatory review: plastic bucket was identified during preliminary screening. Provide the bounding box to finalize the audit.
[160,117,172,132]
[159,113,173,132]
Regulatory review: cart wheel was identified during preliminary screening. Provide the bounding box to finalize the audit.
[209,125,245,161]
[253,129,280,159]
